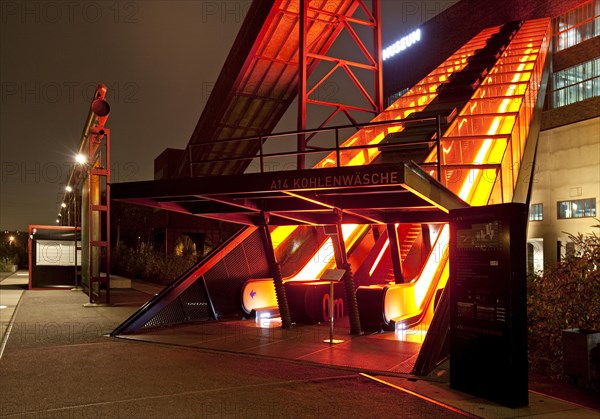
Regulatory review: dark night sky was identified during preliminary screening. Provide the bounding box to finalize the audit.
[1,0,457,231]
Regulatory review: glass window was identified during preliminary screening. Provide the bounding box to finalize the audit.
[551,57,600,108]
[529,203,543,221]
[553,0,600,52]
[557,198,597,219]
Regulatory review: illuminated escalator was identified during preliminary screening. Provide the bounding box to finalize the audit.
[354,20,523,333]
[112,18,551,339]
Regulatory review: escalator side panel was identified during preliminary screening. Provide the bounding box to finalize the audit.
[276,226,328,278]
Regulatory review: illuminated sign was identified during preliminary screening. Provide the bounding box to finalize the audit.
[36,240,81,266]
[269,170,400,190]
[383,28,421,61]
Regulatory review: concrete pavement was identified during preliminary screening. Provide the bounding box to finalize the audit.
[1,275,599,418]
[0,270,28,357]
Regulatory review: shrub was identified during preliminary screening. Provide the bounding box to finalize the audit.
[528,228,600,377]
[0,255,18,272]
[111,243,196,284]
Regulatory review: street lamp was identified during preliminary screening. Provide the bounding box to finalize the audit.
[75,153,87,165]
[65,185,73,193]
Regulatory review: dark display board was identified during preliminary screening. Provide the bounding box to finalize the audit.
[449,203,528,408]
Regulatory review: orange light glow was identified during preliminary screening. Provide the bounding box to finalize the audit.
[382,225,449,323]
[287,224,364,282]
[382,19,551,333]
[258,19,551,334]
[241,279,278,314]
[369,238,390,277]
[413,225,449,307]
[270,225,298,250]
[284,26,505,286]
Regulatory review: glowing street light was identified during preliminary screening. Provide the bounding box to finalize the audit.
[61,203,67,208]
[56,219,60,224]
[65,185,73,192]
[75,153,87,164]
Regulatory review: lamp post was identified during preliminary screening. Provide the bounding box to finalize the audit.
[58,83,111,305]
[72,154,87,290]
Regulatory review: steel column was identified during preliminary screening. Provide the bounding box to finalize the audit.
[386,224,405,284]
[330,223,361,335]
[297,0,308,169]
[86,127,111,305]
[259,213,292,328]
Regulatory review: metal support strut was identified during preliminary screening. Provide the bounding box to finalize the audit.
[330,222,361,335]
[260,214,293,328]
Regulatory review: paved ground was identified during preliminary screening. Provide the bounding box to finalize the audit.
[1,271,599,418]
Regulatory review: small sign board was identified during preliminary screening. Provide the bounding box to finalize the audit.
[321,269,345,282]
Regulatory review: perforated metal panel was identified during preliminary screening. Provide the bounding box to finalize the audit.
[205,229,269,316]
[179,279,213,320]
[142,279,213,329]
[203,258,231,314]
[143,298,186,328]
[123,228,269,332]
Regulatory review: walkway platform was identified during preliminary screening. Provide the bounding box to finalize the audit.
[118,318,423,375]
[1,271,599,418]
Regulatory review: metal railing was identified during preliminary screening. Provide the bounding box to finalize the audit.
[188,116,445,181]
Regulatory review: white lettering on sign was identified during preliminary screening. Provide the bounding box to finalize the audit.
[269,171,400,191]
[383,28,421,61]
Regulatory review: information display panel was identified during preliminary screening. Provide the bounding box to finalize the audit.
[449,203,528,408]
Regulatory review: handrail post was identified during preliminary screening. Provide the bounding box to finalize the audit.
[436,115,442,181]
[335,128,341,167]
[259,136,264,173]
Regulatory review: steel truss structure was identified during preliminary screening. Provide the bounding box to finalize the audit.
[183,0,382,176]
[296,0,382,168]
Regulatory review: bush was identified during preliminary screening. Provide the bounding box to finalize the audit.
[112,243,196,284]
[528,228,600,377]
[0,255,18,272]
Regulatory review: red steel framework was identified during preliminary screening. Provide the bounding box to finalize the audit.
[59,84,112,304]
[86,126,111,305]
[296,0,383,168]
[184,0,382,176]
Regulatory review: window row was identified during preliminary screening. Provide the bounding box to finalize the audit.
[552,0,600,52]
[550,58,600,108]
[557,198,597,219]
[529,198,597,221]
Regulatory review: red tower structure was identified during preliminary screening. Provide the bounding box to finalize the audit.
[296,0,383,168]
